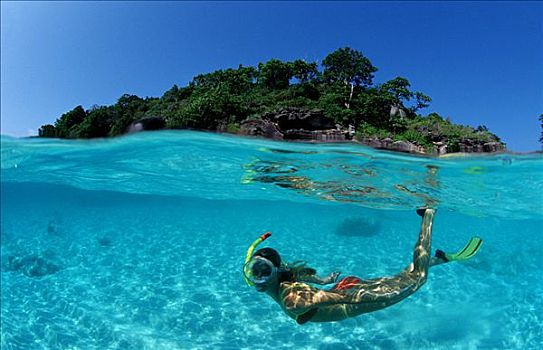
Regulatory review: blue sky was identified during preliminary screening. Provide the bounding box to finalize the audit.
[1,1,542,151]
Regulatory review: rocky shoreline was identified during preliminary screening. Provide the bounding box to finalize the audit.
[128,107,506,156]
[357,137,505,155]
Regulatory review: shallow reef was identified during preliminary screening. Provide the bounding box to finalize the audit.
[4,253,61,278]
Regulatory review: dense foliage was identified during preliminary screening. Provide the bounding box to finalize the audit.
[38,47,502,152]
[539,114,543,148]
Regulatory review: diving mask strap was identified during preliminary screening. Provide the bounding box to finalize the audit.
[244,232,272,286]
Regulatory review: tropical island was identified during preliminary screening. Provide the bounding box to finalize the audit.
[38,47,505,155]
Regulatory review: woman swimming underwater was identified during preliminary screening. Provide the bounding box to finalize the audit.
[243,208,483,324]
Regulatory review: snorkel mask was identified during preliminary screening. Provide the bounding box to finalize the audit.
[243,232,273,287]
[244,256,277,287]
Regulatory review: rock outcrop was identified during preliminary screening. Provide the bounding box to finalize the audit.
[239,119,284,139]
[262,107,336,131]
[4,253,61,278]
[121,108,505,155]
[240,108,506,154]
[457,140,505,153]
[358,137,505,155]
[358,137,426,154]
[240,107,352,142]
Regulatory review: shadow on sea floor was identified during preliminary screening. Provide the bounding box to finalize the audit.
[335,216,381,237]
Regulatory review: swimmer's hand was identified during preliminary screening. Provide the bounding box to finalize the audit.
[328,271,341,284]
[317,271,341,285]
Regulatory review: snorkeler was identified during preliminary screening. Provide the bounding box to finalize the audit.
[243,209,483,324]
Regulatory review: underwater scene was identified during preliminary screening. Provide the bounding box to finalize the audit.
[1,130,542,349]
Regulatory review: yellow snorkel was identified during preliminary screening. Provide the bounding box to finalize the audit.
[243,232,272,286]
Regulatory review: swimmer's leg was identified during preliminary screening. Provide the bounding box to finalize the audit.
[355,208,436,301]
[326,209,436,318]
[410,208,435,286]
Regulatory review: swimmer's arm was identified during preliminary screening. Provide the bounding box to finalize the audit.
[281,283,351,315]
[298,271,341,285]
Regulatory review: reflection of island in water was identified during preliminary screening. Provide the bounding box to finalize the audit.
[242,157,440,208]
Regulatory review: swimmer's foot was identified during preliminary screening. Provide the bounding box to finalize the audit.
[416,207,435,217]
[435,249,449,262]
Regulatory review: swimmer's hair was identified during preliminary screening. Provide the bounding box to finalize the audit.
[253,248,281,267]
[253,248,312,283]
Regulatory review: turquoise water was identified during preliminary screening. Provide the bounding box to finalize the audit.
[1,130,542,349]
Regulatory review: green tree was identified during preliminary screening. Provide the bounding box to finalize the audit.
[322,47,378,108]
[38,124,56,137]
[380,77,431,116]
[169,83,248,130]
[290,59,319,83]
[192,65,256,95]
[109,94,154,136]
[355,88,392,127]
[54,105,87,138]
[257,59,293,89]
[322,47,377,87]
[539,114,543,147]
[413,91,431,112]
[75,107,115,138]
[476,125,489,132]
[381,77,412,102]
[162,84,180,103]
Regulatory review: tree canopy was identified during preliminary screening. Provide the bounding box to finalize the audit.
[322,47,377,88]
[539,113,543,148]
[38,47,503,152]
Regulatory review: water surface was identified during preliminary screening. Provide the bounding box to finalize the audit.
[1,131,542,349]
